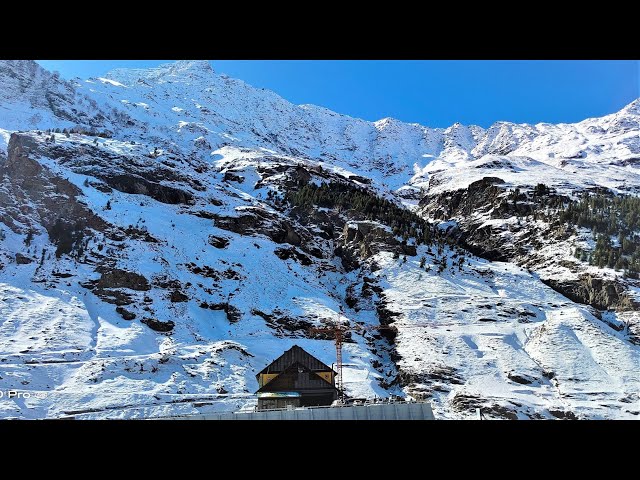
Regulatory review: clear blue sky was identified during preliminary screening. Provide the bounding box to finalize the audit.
[37,60,639,128]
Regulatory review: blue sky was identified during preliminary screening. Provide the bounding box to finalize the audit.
[37,60,639,128]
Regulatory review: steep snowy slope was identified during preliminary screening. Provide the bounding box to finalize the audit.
[373,250,639,419]
[0,133,393,418]
[0,60,115,149]
[0,60,638,419]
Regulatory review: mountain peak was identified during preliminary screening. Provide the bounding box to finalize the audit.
[105,60,214,86]
[620,98,640,115]
[167,60,214,74]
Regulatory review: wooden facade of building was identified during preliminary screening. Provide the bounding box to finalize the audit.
[256,345,338,410]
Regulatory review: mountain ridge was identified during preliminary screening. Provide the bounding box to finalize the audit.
[104,59,639,133]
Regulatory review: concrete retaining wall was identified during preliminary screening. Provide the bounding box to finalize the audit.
[167,402,434,420]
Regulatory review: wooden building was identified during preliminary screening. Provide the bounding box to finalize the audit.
[256,345,338,410]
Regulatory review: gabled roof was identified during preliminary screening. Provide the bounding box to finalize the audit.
[256,361,338,393]
[256,345,335,378]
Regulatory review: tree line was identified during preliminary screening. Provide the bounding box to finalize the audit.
[284,181,440,245]
[560,192,640,278]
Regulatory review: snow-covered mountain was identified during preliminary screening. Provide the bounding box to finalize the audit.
[0,60,638,419]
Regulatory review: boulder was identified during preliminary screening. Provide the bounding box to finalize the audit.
[15,253,34,264]
[169,290,189,303]
[208,235,229,249]
[116,306,136,320]
[141,317,175,333]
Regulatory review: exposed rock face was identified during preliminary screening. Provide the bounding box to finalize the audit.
[208,235,229,249]
[289,165,311,186]
[543,276,638,311]
[255,164,315,190]
[337,221,416,271]
[223,172,244,183]
[0,60,109,126]
[549,409,578,420]
[225,304,242,323]
[251,308,314,336]
[15,253,33,264]
[398,365,464,390]
[85,287,133,306]
[169,289,189,303]
[348,174,372,184]
[141,317,175,332]
[212,209,304,248]
[288,206,336,240]
[116,306,136,320]
[96,268,150,291]
[449,393,520,420]
[101,174,194,205]
[41,141,197,205]
[507,372,537,385]
[375,295,402,330]
[420,177,507,220]
[419,176,550,261]
[273,247,312,266]
[420,175,636,312]
[2,135,109,256]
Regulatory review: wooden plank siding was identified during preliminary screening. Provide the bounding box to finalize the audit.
[256,345,338,409]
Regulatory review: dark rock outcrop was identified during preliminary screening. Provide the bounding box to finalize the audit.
[420,175,636,312]
[507,372,536,385]
[288,206,337,241]
[548,409,578,420]
[348,174,372,184]
[337,221,416,271]
[102,174,193,205]
[252,308,315,336]
[15,253,34,264]
[398,365,464,388]
[223,172,244,183]
[116,306,136,320]
[186,263,220,280]
[208,235,230,249]
[449,393,519,420]
[376,297,401,329]
[141,317,175,333]
[274,247,312,266]
[225,304,241,323]
[420,177,507,220]
[88,288,133,306]
[542,275,638,311]
[169,290,189,303]
[96,268,150,291]
[2,134,109,257]
[212,208,304,248]
[200,301,241,323]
